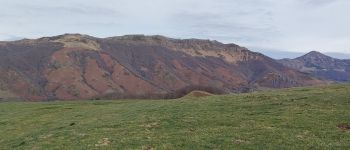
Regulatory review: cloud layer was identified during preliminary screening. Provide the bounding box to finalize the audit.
[1,0,349,57]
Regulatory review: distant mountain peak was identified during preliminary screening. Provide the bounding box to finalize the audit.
[307,50,323,55]
[278,50,350,82]
[304,51,328,57]
[297,51,334,61]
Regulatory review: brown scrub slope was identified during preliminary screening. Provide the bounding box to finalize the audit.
[0,34,323,101]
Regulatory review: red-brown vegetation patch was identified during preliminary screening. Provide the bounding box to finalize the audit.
[100,53,115,71]
[45,48,99,99]
[84,58,121,94]
[111,63,161,95]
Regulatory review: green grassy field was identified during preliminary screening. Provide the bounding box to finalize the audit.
[1,85,350,149]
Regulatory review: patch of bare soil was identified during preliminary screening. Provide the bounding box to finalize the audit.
[142,145,154,150]
[337,123,350,131]
[95,138,111,147]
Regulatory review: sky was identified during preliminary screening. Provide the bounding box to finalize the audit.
[1,0,350,59]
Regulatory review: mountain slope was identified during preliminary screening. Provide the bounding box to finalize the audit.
[0,34,323,101]
[279,51,350,82]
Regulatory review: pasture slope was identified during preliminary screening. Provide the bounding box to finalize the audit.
[0,84,350,149]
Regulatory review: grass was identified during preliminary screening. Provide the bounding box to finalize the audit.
[0,84,350,149]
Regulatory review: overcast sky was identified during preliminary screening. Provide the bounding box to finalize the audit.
[1,0,349,58]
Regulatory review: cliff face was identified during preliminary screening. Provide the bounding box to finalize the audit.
[0,34,323,101]
[279,51,350,82]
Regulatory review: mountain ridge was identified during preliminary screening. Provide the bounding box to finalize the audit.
[0,34,324,101]
[278,51,350,82]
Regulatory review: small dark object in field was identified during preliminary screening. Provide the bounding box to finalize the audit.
[18,141,25,146]
[70,122,76,126]
[337,123,350,131]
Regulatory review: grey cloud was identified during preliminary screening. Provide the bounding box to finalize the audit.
[0,0,349,57]
[48,6,119,16]
[14,4,120,17]
[302,0,339,6]
[169,6,278,45]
